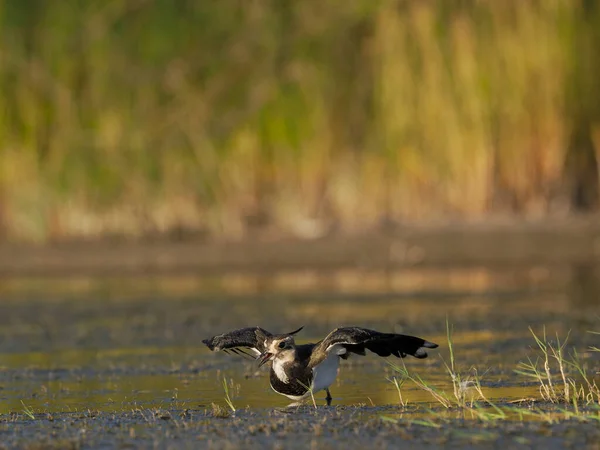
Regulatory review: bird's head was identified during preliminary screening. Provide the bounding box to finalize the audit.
[257,326,303,367]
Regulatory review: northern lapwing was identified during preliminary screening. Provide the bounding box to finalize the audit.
[203,326,438,405]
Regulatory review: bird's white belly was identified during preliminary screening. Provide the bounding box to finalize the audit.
[311,353,340,393]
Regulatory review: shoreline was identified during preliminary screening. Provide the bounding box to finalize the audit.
[1,219,599,277]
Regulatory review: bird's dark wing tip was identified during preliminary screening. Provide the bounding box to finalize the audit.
[423,340,438,349]
[413,340,438,358]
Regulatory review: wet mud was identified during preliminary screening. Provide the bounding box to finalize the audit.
[0,267,599,449]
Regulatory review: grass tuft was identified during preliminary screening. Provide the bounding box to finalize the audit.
[388,323,599,425]
[21,401,35,420]
[222,377,237,413]
[210,403,231,419]
[297,379,317,409]
[389,319,488,409]
[388,376,408,408]
[515,327,599,405]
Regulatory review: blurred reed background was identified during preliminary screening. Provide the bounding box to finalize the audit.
[0,0,599,243]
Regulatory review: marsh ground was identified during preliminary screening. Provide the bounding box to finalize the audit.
[0,264,598,449]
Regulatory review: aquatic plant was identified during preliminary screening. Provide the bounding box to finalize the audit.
[222,377,237,413]
[20,401,35,420]
[388,376,408,408]
[388,323,600,423]
[389,319,486,409]
[298,379,318,410]
[515,327,600,406]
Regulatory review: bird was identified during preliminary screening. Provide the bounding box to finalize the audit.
[203,325,438,405]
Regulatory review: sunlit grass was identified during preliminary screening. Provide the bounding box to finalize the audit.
[297,379,318,409]
[387,323,600,425]
[389,319,489,410]
[222,377,237,414]
[20,400,35,420]
[515,327,600,406]
[388,375,408,408]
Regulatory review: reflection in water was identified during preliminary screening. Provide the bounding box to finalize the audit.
[0,266,597,415]
[0,344,542,414]
[0,265,575,300]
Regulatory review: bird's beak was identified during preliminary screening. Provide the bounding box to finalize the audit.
[257,352,273,367]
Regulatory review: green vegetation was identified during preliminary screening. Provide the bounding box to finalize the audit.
[222,377,237,414]
[1,1,600,241]
[389,320,491,410]
[388,323,600,425]
[297,379,318,409]
[516,328,600,406]
[20,400,35,420]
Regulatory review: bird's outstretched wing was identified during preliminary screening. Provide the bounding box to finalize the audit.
[309,327,438,368]
[203,326,303,359]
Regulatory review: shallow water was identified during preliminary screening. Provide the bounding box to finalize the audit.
[0,266,599,448]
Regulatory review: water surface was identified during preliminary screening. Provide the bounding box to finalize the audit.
[0,266,598,448]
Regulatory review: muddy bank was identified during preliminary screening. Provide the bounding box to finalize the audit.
[1,220,600,276]
[2,406,600,450]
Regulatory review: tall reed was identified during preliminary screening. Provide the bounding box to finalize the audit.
[0,1,598,241]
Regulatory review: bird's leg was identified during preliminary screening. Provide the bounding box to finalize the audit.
[325,389,332,406]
